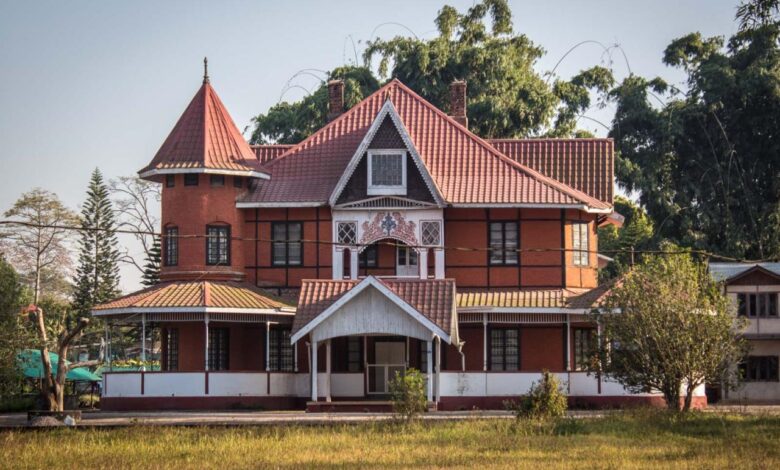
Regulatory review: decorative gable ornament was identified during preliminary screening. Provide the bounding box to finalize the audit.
[359,212,418,249]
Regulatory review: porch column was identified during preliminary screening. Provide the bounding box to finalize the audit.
[333,248,344,279]
[434,248,445,279]
[350,249,359,280]
[105,321,112,371]
[435,336,441,403]
[426,339,433,403]
[325,339,332,402]
[141,313,147,371]
[294,340,299,372]
[265,321,271,372]
[204,313,210,371]
[565,314,571,372]
[418,249,428,279]
[311,339,318,402]
[482,313,488,371]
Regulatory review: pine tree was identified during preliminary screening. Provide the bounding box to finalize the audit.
[141,236,161,286]
[72,168,121,316]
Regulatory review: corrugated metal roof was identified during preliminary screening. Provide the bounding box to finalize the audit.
[92,281,290,311]
[489,139,613,205]
[140,81,263,176]
[709,262,780,282]
[456,286,611,310]
[241,80,611,210]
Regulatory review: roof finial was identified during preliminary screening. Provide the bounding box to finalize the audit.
[203,57,209,84]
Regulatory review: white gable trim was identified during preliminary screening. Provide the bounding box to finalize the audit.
[328,100,445,207]
[291,276,451,344]
[139,167,270,180]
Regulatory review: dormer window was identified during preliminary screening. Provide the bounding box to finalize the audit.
[367,150,406,195]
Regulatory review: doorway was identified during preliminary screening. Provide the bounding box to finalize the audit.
[368,338,406,395]
[396,245,418,277]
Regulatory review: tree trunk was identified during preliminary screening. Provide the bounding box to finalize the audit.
[662,382,682,412]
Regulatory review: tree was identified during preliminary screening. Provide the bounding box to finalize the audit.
[0,257,31,398]
[598,196,655,281]
[72,168,121,317]
[250,0,613,144]
[608,0,780,260]
[593,251,748,412]
[23,304,101,411]
[109,176,161,274]
[141,236,161,286]
[1,189,78,303]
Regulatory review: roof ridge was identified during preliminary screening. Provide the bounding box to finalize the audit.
[388,81,609,209]
[488,137,614,142]
[259,80,401,171]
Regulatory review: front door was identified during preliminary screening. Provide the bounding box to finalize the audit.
[368,339,406,394]
[396,246,418,277]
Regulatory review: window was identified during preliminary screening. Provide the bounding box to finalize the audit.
[367,150,406,195]
[490,328,519,371]
[208,328,229,371]
[272,222,302,266]
[572,222,590,266]
[337,222,357,245]
[163,226,178,266]
[210,175,225,187]
[206,225,230,266]
[268,328,294,371]
[489,222,518,265]
[165,174,175,188]
[419,340,445,373]
[737,293,779,317]
[347,337,362,372]
[573,329,595,371]
[164,328,179,371]
[740,356,779,382]
[233,177,243,188]
[421,221,441,246]
[184,174,199,186]
[359,245,378,268]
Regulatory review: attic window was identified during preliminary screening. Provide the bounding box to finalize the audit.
[367,150,406,195]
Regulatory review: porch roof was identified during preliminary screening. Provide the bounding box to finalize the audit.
[456,284,613,311]
[91,280,294,316]
[292,277,458,344]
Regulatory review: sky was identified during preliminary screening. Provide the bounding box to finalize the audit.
[0,0,740,293]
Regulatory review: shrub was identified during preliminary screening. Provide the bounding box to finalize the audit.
[506,371,568,420]
[390,368,427,421]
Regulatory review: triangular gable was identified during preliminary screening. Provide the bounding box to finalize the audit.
[726,265,780,285]
[328,100,445,207]
[291,276,451,344]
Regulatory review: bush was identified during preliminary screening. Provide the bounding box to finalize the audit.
[506,371,568,420]
[390,368,427,421]
[0,395,36,412]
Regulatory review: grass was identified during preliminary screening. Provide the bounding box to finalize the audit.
[1,411,779,469]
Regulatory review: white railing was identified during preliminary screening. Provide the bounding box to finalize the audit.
[104,372,306,398]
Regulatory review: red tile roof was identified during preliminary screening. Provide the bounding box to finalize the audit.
[489,139,614,204]
[92,281,290,312]
[293,277,457,340]
[456,286,611,309]
[139,81,264,178]
[240,80,611,211]
[251,144,293,165]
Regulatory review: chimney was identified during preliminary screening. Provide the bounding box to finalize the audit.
[449,80,467,128]
[327,80,345,121]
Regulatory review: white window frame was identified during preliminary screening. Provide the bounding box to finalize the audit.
[367,149,407,196]
[572,222,590,267]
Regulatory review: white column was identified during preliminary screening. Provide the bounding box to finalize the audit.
[204,313,210,371]
[565,314,571,372]
[434,248,445,279]
[265,321,271,372]
[435,337,441,403]
[141,313,147,371]
[426,339,433,403]
[482,313,488,371]
[326,339,332,402]
[333,248,344,279]
[311,339,318,402]
[294,340,299,372]
[106,321,112,371]
[418,249,428,279]
[350,249,359,280]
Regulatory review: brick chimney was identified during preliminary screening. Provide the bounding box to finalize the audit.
[449,80,467,128]
[327,80,345,121]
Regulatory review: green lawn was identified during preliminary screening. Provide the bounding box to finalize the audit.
[1,412,779,469]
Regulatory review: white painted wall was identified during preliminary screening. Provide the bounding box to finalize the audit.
[145,373,205,397]
[209,372,266,397]
[330,373,364,397]
[104,373,142,397]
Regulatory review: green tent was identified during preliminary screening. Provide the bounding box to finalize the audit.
[16,349,101,382]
